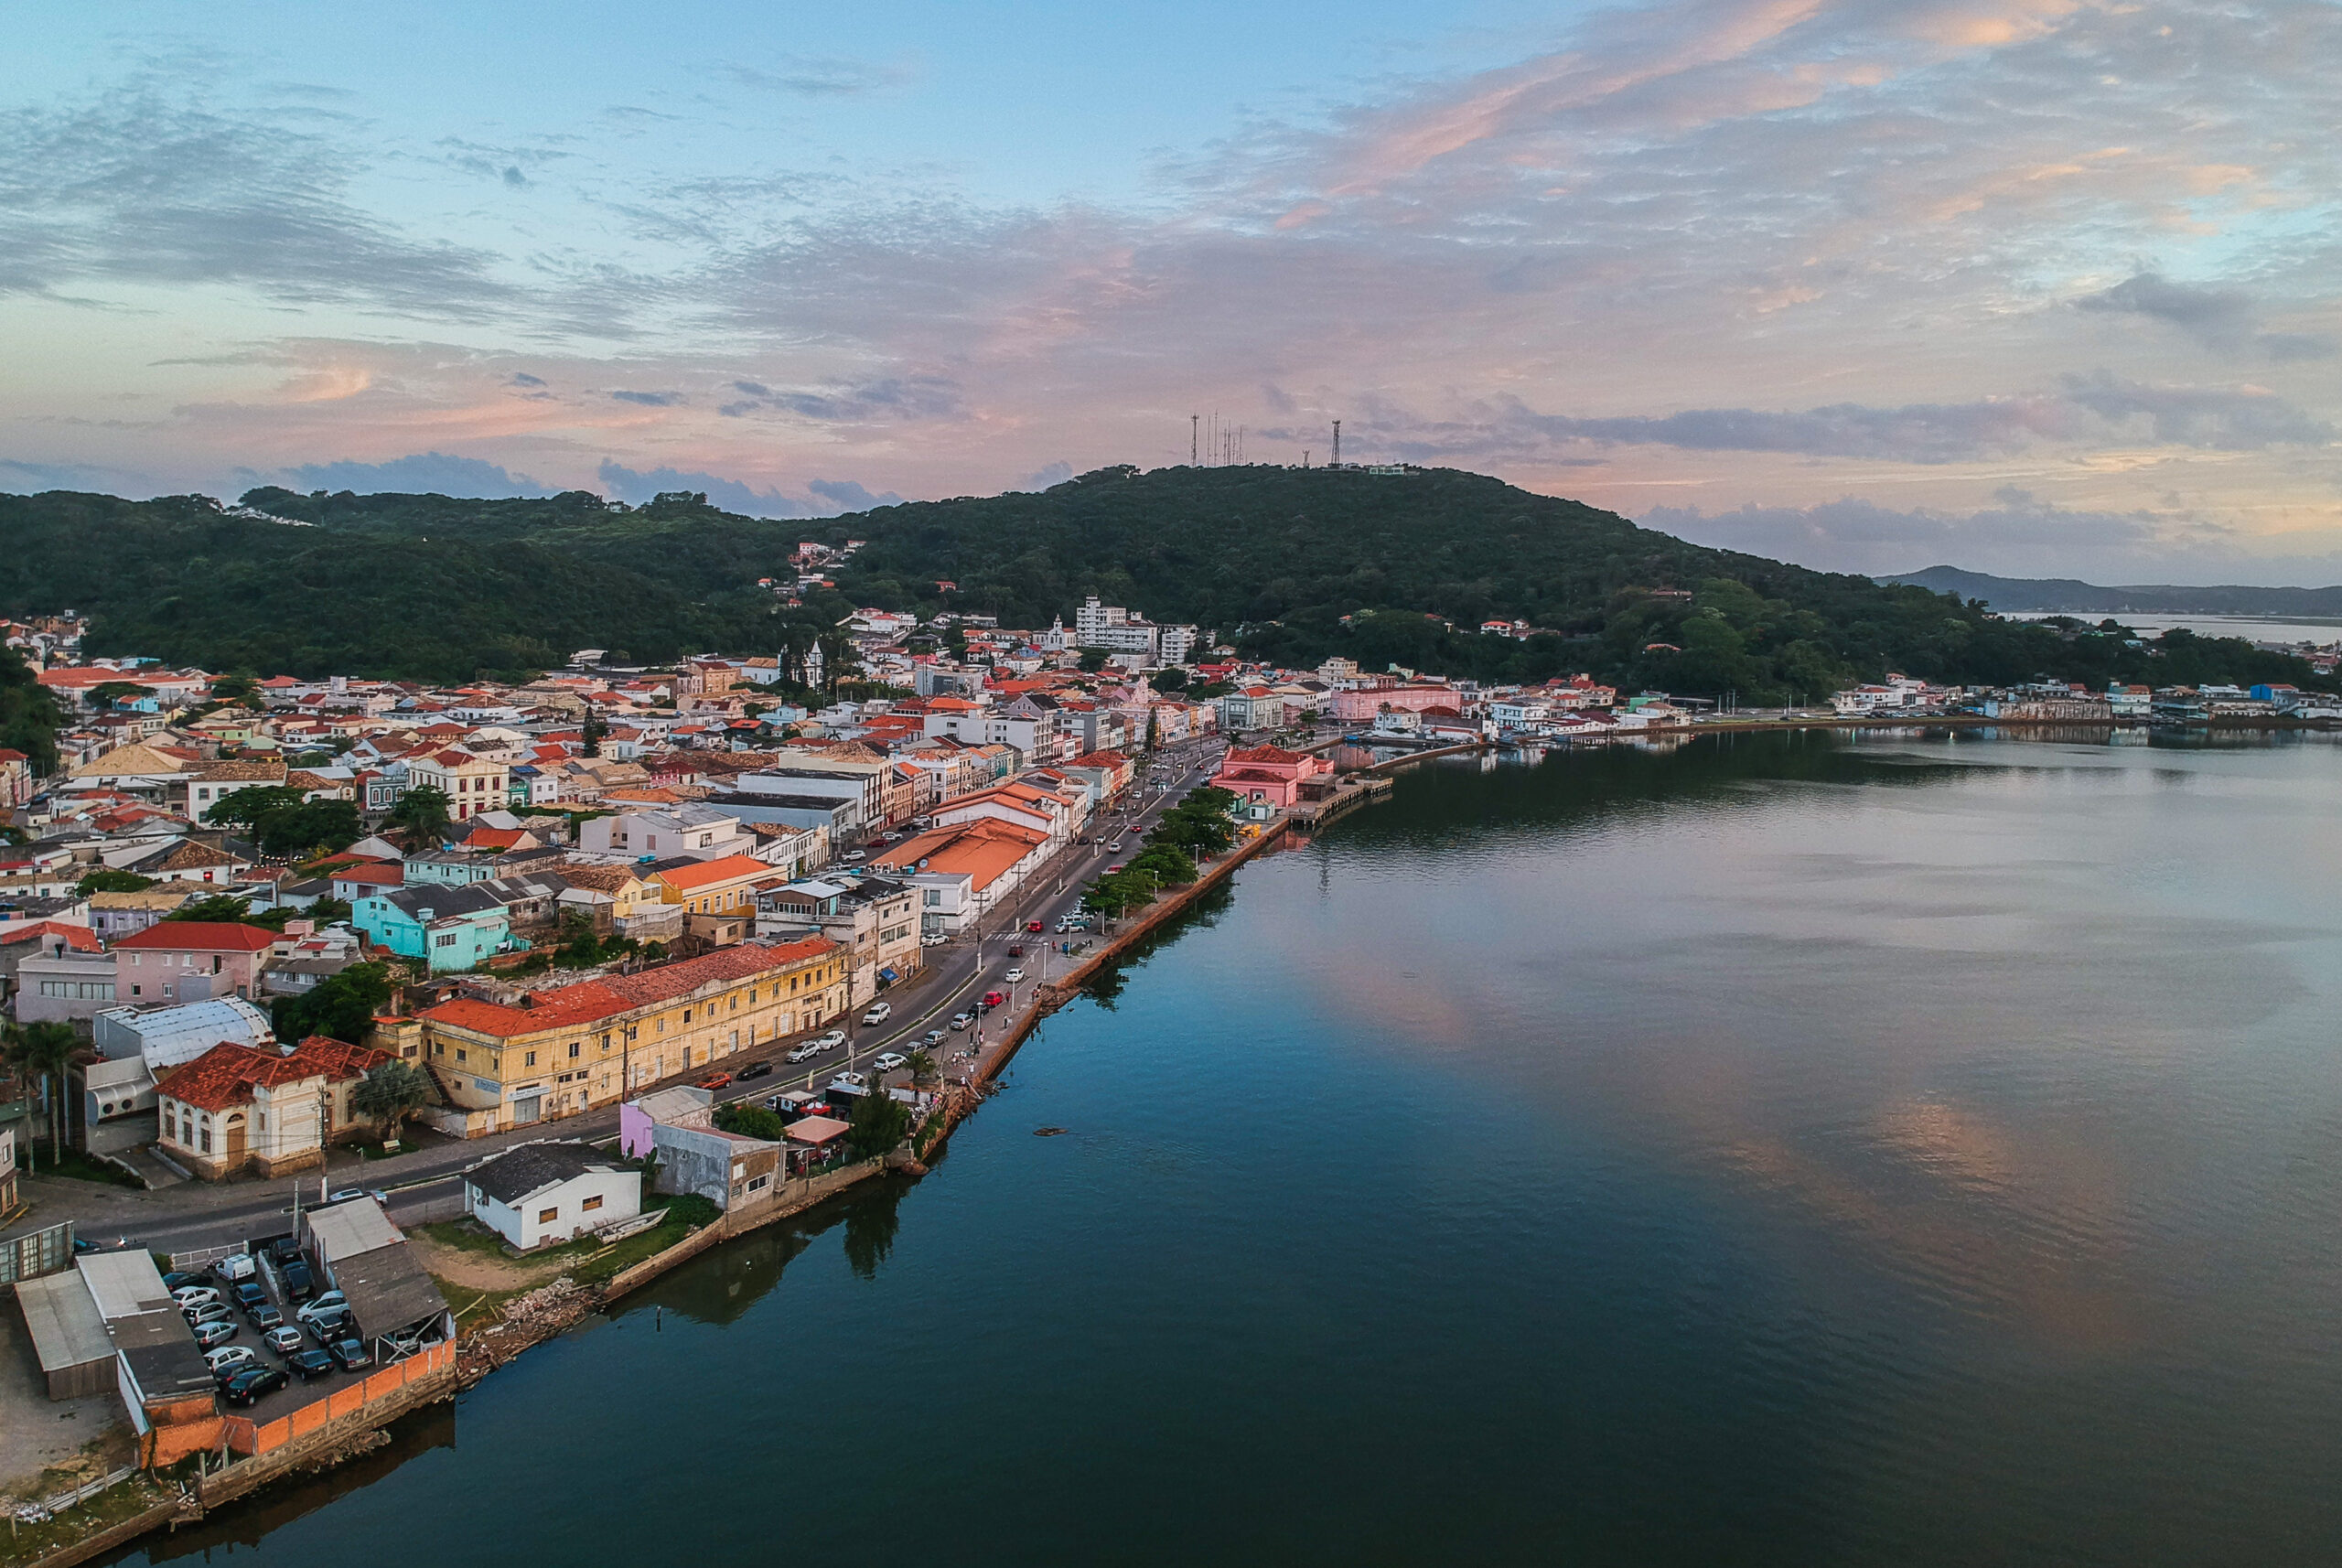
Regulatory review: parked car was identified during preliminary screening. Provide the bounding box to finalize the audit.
[874,1052,908,1072]
[173,1285,221,1309]
[921,933,948,946]
[265,1326,306,1357]
[281,1259,316,1299]
[295,1292,349,1326]
[306,1310,354,1345]
[862,1002,891,1025]
[699,1071,733,1090]
[222,1367,289,1407]
[787,1040,824,1063]
[162,1271,203,1293]
[194,1319,239,1348]
[248,1303,285,1331]
[843,849,867,863]
[326,1336,372,1372]
[267,1237,303,1264]
[814,1029,847,1051]
[185,1301,233,1327]
[736,1059,773,1082]
[206,1345,260,1379]
[1004,968,1026,983]
[950,1012,974,1030]
[233,1280,269,1311]
[829,1072,867,1094]
[212,1253,257,1283]
[920,1029,946,1047]
[286,1347,336,1381]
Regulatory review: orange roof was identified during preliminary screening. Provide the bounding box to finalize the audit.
[160,1035,392,1112]
[1223,745,1310,765]
[417,937,837,1039]
[869,818,1046,891]
[655,854,772,893]
[113,921,279,953]
[0,921,103,953]
[331,863,405,886]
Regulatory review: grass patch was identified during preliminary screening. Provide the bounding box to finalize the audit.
[0,1474,169,1568]
[23,1147,144,1189]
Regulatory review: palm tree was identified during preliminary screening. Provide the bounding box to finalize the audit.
[4,1021,81,1165]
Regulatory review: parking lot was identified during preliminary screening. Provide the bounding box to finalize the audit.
[172,1222,414,1424]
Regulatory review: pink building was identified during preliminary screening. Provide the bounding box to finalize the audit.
[1212,746,1328,808]
[112,921,278,1004]
[1331,684,1460,723]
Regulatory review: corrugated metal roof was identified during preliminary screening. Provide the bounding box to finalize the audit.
[14,1272,113,1374]
[77,1250,173,1320]
[306,1198,403,1263]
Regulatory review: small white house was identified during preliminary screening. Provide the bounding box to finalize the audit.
[463,1144,643,1251]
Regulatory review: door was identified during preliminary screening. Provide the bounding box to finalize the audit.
[223,1114,247,1164]
[511,1094,542,1125]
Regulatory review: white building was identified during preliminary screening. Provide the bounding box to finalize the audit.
[463,1144,643,1251]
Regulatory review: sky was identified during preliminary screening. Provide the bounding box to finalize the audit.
[4,0,2339,585]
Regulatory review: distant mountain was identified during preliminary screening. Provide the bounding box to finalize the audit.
[1884,565,2342,618]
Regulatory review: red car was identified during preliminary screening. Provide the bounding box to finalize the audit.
[983,990,1006,1008]
[699,1071,732,1090]
[1026,920,1044,932]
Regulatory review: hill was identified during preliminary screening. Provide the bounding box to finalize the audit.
[1884,565,2342,618]
[0,467,2329,703]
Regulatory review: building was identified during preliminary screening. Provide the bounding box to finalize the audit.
[1218,687,1290,732]
[351,885,524,973]
[154,1035,393,1179]
[111,920,279,1004]
[652,853,779,947]
[652,1121,780,1210]
[300,1198,455,1358]
[618,1084,714,1158]
[404,747,511,822]
[406,937,846,1132]
[867,817,1052,934]
[754,875,923,1006]
[86,887,196,940]
[1213,745,1330,809]
[463,1144,643,1250]
[576,803,753,861]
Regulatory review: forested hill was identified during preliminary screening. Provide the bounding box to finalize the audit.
[0,466,2328,702]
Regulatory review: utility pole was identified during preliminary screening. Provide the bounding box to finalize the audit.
[1191,414,1199,466]
[1331,420,1341,467]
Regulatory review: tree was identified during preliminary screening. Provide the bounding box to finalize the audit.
[387,785,453,846]
[75,868,154,897]
[273,961,395,1045]
[348,1059,432,1142]
[845,1084,911,1159]
[205,785,305,831]
[0,647,62,771]
[166,894,278,927]
[713,1102,790,1141]
[85,680,153,710]
[256,799,361,859]
[580,710,607,757]
[3,1021,81,1164]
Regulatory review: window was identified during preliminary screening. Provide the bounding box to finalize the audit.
[435,932,457,949]
[746,1174,769,1196]
[568,1041,581,1058]
[456,1048,467,1063]
[524,1050,537,1067]
[538,1207,559,1224]
[582,1195,604,1213]
[199,1128,212,1153]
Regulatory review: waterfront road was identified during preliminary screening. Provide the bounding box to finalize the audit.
[8,743,1230,1258]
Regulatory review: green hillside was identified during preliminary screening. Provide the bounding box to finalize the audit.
[0,466,2327,703]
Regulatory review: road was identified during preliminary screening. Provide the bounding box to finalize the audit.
[19,742,1230,1258]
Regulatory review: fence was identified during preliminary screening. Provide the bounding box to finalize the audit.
[217,1340,457,1456]
[9,1466,135,1524]
[0,1219,74,1284]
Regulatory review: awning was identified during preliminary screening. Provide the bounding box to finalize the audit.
[876,967,899,983]
[785,1114,850,1145]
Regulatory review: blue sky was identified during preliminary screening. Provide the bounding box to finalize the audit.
[5,0,2340,582]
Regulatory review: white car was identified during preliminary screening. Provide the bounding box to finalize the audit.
[830,1071,867,1093]
[1004,968,1026,983]
[874,1052,908,1072]
[1107,840,1123,852]
[174,1284,221,1309]
[862,1002,891,1026]
[295,1292,349,1326]
[787,1040,824,1063]
[813,1029,847,1051]
[207,1345,259,1377]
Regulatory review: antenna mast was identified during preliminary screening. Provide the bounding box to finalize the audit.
[1332,420,1341,467]
[1191,414,1198,466]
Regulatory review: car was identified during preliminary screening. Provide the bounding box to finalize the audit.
[162,1271,203,1293]
[874,1052,907,1072]
[950,1012,974,1030]
[248,1302,285,1331]
[286,1347,337,1381]
[265,1326,306,1356]
[206,1345,260,1379]
[843,849,868,863]
[921,933,948,946]
[326,1337,372,1372]
[1004,968,1026,983]
[921,1029,946,1047]
[736,1059,773,1082]
[862,1002,891,1025]
[829,1072,866,1093]
[173,1284,221,1309]
[698,1071,733,1090]
[186,1301,233,1326]
[787,1040,824,1063]
[281,1259,315,1299]
[1107,840,1123,852]
[213,1252,257,1283]
[222,1367,289,1407]
[1007,943,1024,958]
[267,1237,303,1263]
[307,1310,354,1345]
[1026,919,1044,932]
[1106,864,1124,874]
[233,1280,268,1311]
[194,1319,239,1348]
[814,1029,847,1050]
[295,1291,349,1326]
[982,990,1005,1008]
[324,1188,383,1206]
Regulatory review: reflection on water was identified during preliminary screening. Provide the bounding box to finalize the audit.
[119,730,2342,1568]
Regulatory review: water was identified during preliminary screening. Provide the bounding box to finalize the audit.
[125,731,2342,1567]
[2006,610,2342,647]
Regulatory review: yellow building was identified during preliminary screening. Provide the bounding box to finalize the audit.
[414,937,845,1132]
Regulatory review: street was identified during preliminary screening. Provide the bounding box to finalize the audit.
[11,742,1230,1258]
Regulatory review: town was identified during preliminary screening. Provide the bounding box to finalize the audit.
[2,586,2339,1555]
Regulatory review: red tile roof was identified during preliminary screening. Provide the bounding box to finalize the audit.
[0,921,103,953]
[159,1035,392,1112]
[113,921,279,953]
[416,937,838,1039]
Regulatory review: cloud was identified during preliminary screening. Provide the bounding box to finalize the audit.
[278,451,553,497]
[0,456,153,494]
[1021,461,1073,489]
[509,371,547,388]
[610,390,680,406]
[2057,372,2335,450]
[714,375,966,424]
[2074,273,2337,362]
[806,478,903,511]
[720,58,910,97]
